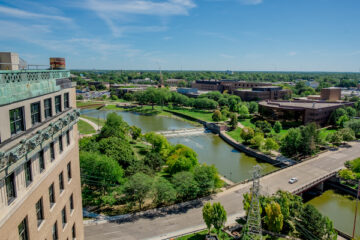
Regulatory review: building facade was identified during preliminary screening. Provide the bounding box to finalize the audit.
[234,86,291,101]
[191,80,273,93]
[0,69,84,239]
[259,100,354,126]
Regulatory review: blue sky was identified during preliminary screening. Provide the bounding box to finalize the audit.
[0,0,359,71]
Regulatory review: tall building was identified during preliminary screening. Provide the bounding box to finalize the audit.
[0,58,84,239]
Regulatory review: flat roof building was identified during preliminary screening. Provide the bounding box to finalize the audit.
[0,56,84,239]
[259,100,353,126]
[234,86,291,101]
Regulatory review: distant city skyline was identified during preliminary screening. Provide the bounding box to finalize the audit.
[0,0,359,72]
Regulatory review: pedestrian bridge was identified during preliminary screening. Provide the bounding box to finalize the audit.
[156,127,208,137]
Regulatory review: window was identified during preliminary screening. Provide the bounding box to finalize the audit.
[61,207,67,228]
[49,183,55,207]
[39,150,45,172]
[35,198,44,227]
[50,142,55,161]
[6,173,16,204]
[9,107,25,135]
[31,102,41,125]
[59,172,64,192]
[44,98,52,119]
[18,217,29,240]
[66,130,70,146]
[70,194,74,212]
[67,162,72,181]
[64,92,70,109]
[59,136,63,153]
[52,221,58,240]
[55,95,61,113]
[72,224,76,240]
[24,160,32,187]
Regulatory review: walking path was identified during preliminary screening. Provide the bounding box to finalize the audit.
[85,141,360,240]
[79,117,101,131]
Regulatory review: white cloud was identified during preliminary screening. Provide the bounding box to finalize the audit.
[239,0,263,5]
[0,6,71,22]
[80,0,196,36]
[288,51,297,56]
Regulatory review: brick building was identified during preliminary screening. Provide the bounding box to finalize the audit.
[0,58,84,239]
[234,86,291,101]
[259,100,354,126]
[191,80,273,93]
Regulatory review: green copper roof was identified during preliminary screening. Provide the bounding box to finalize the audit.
[0,70,70,106]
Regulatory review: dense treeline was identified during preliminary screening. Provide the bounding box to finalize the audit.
[71,70,360,87]
[241,190,337,239]
[80,113,222,213]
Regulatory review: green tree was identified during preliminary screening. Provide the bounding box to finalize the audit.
[338,169,356,180]
[238,105,249,119]
[144,132,171,157]
[144,151,165,172]
[280,128,302,157]
[193,164,222,196]
[273,121,282,133]
[264,138,279,151]
[345,119,360,136]
[240,127,255,144]
[80,151,124,194]
[329,108,347,125]
[338,128,356,141]
[255,120,272,135]
[336,115,349,128]
[212,110,223,122]
[98,137,136,169]
[300,204,337,240]
[264,201,284,233]
[130,125,142,140]
[152,177,176,206]
[250,133,265,149]
[166,144,198,175]
[212,202,227,239]
[123,173,153,210]
[346,107,356,118]
[202,202,214,234]
[229,113,238,130]
[248,101,258,114]
[327,131,343,146]
[172,171,199,200]
[99,112,129,139]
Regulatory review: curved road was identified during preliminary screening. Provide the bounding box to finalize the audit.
[85,142,360,240]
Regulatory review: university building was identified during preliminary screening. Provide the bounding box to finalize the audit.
[0,55,84,239]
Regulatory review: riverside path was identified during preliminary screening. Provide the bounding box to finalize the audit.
[84,141,360,240]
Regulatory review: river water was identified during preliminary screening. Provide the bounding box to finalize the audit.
[80,109,278,182]
[307,190,360,236]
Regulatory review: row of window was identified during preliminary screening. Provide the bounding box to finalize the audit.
[5,130,71,205]
[10,92,70,136]
[18,197,76,240]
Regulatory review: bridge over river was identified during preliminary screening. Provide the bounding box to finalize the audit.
[85,141,360,240]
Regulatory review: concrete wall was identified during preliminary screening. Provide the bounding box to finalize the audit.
[0,52,19,70]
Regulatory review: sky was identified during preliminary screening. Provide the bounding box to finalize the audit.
[0,0,359,72]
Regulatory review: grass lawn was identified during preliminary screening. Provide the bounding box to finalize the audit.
[103,104,125,110]
[239,119,255,128]
[319,128,336,139]
[78,120,96,134]
[168,108,214,122]
[227,127,243,143]
[80,115,106,127]
[76,101,104,108]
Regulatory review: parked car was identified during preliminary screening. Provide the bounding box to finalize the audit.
[289,177,298,184]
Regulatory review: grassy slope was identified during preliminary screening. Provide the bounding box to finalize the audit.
[78,120,96,134]
[80,115,106,127]
[169,108,214,122]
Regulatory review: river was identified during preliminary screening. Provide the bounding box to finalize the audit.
[80,109,278,182]
[307,190,360,236]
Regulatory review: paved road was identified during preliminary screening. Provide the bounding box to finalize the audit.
[85,142,360,240]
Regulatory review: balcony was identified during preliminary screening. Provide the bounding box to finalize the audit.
[0,70,70,106]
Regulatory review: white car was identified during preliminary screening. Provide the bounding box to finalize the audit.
[289,177,298,184]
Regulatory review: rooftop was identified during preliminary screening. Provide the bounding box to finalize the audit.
[259,100,348,110]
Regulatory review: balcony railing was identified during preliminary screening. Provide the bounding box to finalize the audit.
[0,109,80,176]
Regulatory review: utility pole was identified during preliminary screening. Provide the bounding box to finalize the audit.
[245,165,263,240]
[353,180,360,239]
